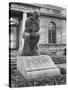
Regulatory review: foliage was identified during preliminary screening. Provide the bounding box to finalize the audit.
[11,69,66,88]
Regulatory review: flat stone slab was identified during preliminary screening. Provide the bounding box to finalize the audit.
[17,55,60,80]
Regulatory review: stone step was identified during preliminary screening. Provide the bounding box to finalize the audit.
[53,60,66,64]
[10,66,17,70]
[9,64,17,70]
[51,56,66,64]
[54,61,66,64]
[52,58,66,61]
[9,56,17,70]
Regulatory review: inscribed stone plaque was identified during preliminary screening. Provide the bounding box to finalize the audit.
[17,55,60,80]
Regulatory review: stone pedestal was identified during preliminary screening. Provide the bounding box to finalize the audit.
[17,55,60,80]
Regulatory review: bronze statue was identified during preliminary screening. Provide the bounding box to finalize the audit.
[22,11,40,56]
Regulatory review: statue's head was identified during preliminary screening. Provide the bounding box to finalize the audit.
[32,11,40,19]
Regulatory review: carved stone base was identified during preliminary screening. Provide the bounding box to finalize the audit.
[17,55,60,80]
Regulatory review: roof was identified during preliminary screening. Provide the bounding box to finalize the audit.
[9,2,66,11]
[40,12,66,20]
[9,2,66,19]
[9,2,40,8]
[31,3,66,11]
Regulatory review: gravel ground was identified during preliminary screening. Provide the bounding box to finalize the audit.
[10,67,66,88]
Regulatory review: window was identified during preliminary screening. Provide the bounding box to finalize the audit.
[9,10,23,50]
[48,22,56,44]
[9,26,17,49]
[9,17,19,49]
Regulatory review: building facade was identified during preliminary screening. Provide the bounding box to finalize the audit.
[9,2,66,53]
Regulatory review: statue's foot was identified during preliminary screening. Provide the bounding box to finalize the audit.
[31,51,40,56]
[21,49,40,56]
[21,51,31,56]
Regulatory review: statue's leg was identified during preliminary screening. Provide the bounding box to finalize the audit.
[22,37,30,56]
[34,34,40,50]
[28,34,40,55]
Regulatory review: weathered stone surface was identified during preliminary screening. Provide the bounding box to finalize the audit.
[17,55,60,80]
